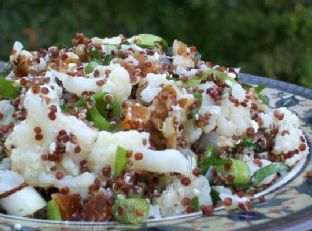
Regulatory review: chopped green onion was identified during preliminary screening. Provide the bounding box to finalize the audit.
[210,188,221,206]
[215,158,251,186]
[193,92,203,101]
[131,34,168,51]
[102,54,115,65]
[84,61,99,74]
[191,196,200,211]
[167,74,180,81]
[110,99,122,118]
[242,83,253,90]
[254,84,268,104]
[199,156,230,175]
[103,44,118,54]
[198,144,221,174]
[121,40,131,45]
[228,159,251,186]
[90,48,102,63]
[242,83,267,104]
[60,104,69,113]
[114,146,128,176]
[88,106,111,131]
[92,92,121,118]
[254,84,266,94]
[0,76,21,99]
[0,153,7,161]
[77,92,121,131]
[232,138,267,154]
[113,197,149,224]
[47,199,62,221]
[204,144,218,157]
[183,78,202,88]
[252,163,288,187]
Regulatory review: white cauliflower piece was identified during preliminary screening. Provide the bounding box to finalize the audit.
[216,98,252,137]
[140,73,173,103]
[259,112,273,129]
[198,82,221,134]
[231,83,246,102]
[5,88,98,187]
[182,120,202,143]
[89,130,190,175]
[89,130,150,172]
[9,41,23,62]
[0,100,15,125]
[0,170,46,216]
[157,176,212,216]
[213,186,249,210]
[272,107,300,128]
[273,126,302,155]
[52,63,131,102]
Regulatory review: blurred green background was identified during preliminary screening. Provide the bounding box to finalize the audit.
[1,0,312,88]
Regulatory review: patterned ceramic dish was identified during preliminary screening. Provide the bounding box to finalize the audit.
[0,61,311,231]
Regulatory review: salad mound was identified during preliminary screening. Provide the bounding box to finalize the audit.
[0,33,308,223]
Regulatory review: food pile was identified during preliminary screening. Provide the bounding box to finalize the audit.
[0,33,308,223]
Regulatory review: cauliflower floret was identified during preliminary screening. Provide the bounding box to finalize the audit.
[259,112,273,129]
[157,176,212,216]
[272,107,300,128]
[140,73,173,103]
[231,83,246,102]
[213,186,249,210]
[216,98,252,137]
[0,170,46,216]
[89,130,150,172]
[5,88,98,187]
[9,41,23,63]
[52,63,131,102]
[89,130,190,175]
[198,82,221,134]
[0,100,15,126]
[182,120,202,143]
[273,126,302,155]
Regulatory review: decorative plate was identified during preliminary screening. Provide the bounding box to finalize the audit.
[0,60,311,231]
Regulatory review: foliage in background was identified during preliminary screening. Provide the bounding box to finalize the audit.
[1,0,311,87]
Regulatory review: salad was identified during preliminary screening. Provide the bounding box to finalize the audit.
[0,33,308,224]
